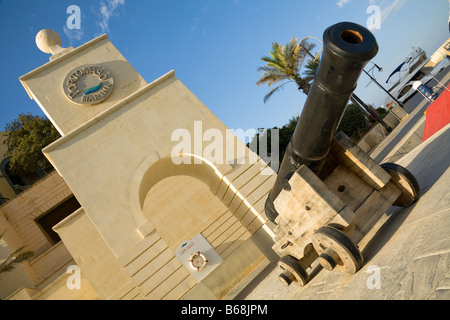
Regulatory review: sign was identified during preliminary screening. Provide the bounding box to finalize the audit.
[176,234,223,282]
[413,81,439,103]
[63,65,114,105]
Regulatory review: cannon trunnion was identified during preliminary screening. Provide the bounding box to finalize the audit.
[264,22,420,287]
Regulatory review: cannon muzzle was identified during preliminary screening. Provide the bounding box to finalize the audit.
[265,22,379,223]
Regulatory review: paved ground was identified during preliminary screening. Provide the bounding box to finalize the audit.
[240,69,450,300]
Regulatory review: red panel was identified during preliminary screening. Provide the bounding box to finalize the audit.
[422,85,450,142]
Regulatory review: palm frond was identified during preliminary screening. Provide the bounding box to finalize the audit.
[302,53,321,85]
[0,231,35,274]
[13,251,34,263]
[263,81,295,103]
[257,37,317,100]
[256,70,291,87]
[10,245,27,256]
[0,263,15,273]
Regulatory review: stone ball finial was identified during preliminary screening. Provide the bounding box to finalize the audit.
[36,29,62,54]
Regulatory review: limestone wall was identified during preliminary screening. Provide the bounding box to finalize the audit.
[19,35,147,136]
[44,73,277,299]
[19,32,278,300]
[0,172,75,285]
[53,208,135,300]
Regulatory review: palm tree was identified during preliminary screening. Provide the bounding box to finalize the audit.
[302,52,321,86]
[0,230,34,273]
[257,37,315,103]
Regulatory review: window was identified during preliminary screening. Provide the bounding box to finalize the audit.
[399,85,412,99]
[36,196,81,244]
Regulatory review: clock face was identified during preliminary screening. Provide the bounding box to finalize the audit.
[63,65,114,105]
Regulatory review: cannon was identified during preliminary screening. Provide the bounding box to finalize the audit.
[264,22,420,287]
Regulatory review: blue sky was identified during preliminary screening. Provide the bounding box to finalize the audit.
[0,0,448,133]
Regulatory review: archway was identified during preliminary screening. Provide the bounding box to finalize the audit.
[130,153,273,240]
[143,175,238,254]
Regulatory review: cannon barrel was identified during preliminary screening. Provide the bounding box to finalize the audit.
[265,22,379,223]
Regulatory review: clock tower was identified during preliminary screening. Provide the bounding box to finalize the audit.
[18,29,277,300]
[20,29,146,135]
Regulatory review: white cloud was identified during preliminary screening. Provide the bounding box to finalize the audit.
[188,1,212,39]
[380,0,407,24]
[98,0,125,33]
[337,0,351,8]
[63,26,83,46]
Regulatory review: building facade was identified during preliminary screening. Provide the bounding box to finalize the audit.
[0,171,99,299]
[1,29,278,300]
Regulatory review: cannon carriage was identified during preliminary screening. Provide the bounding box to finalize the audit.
[264,22,420,287]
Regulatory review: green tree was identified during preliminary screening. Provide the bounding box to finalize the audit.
[3,113,60,176]
[376,106,389,119]
[0,230,34,274]
[248,115,299,167]
[337,103,372,141]
[278,115,299,161]
[257,38,315,102]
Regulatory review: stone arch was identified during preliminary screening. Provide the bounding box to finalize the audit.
[129,153,270,238]
[124,153,276,300]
